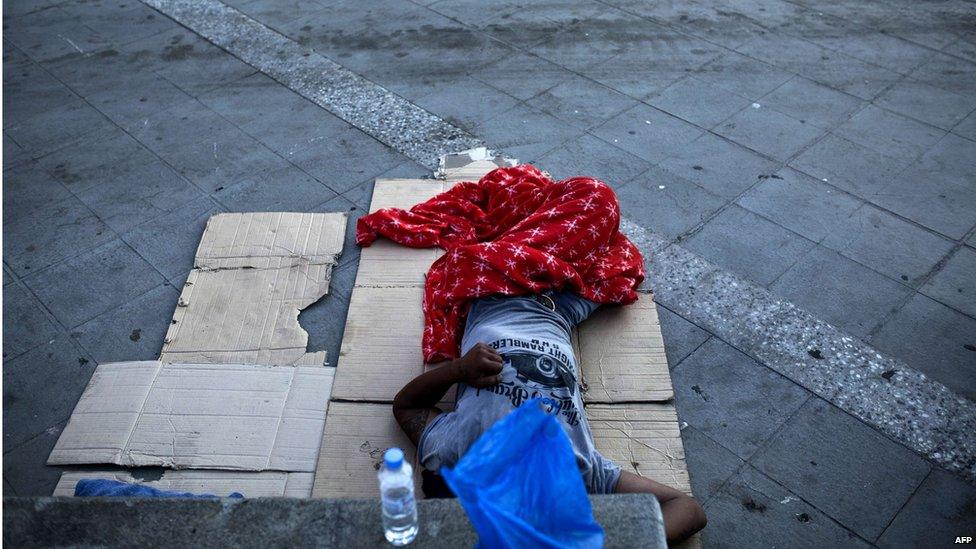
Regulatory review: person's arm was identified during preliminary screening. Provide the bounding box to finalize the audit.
[615,470,707,544]
[393,342,504,446]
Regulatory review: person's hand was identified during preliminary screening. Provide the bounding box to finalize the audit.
[454,342,504,388]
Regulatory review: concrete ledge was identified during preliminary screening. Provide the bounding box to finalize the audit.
[3,494,666,548]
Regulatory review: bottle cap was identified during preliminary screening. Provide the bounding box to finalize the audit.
[384,447,404,470]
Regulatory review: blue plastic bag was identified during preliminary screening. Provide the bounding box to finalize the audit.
[441,398,604,549]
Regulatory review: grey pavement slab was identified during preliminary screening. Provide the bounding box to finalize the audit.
[526,75,638,131]
[235,0,329,28]
[875,80,976,131]
[684,205,816,287]
[2,284,61,362]
[655,305,709,370]
[738,168,863,244]
[715,104,825,162]
[580,49,690,101]
[476,10,566,51]
[648,75,753,129]
[3,194,115,277]
[877,468,976,549]
[953,110,976,141]
[121,197,223,280]
[910,51,976,96]
[771,245,914,339]
[671,337,811,460]
[758,76,866,129]
[655,132,778,200]
[690,51,795,101]
[703,465,872,549]
[917,131,976,182]
[297,260,357,364]
[469,51,572,101]
[922,247,976,318]
[4,7,111,63]
[871,293,976,400]
[615,166,728,240]
[24,239,165,329]
[589,103,703,165]
[536,134,653,187]
[4,96,116,157]
[411,77,521,132]
[2,336,95,449]
[833,105,946,160]
[2,420,66,496]
[870,165,976,241]
[789,133,914,200]
[3,55,79,131]
[821,204,956,288]
[36,128,157,192]
[751,397,931,541]
[88,72,194,130]
[71,283,180,364]
[214,163,338,212]
[472,103,584,163]
[2,161,73,217]
[287,128,411,194]
[58,0,176,47]
[678,426,744,505]
[525,21,626,73]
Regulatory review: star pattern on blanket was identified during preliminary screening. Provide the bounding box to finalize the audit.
[357,165,646,363]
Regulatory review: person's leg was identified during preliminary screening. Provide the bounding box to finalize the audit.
[615,471,707,544]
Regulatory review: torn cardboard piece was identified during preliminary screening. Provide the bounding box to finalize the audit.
[312,402,421,499]
[578,292,674,403]
[587,403,692,495]
[437,147,517,183]
[160,212,346,366]
[48,361,333,472]
[54,470,313,498]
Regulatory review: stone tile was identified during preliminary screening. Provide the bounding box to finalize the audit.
[121,198,224,280]
[37,128,155,193]
[873,294,976,399]
[297,262,356,365]
[833,105,946,160]
[3,133,32,170]
[916,132,976,182]
[4,7,111,63]
[4,97,115,157]
[2,161,72,217]
[73,160,204,233]
[589,103,703,164]
[288,127,408,194]
[616,166,728,239]
[811,30,936,76]
[24,239,165,329]
[679,426,743,504]
[3,264,15,287]
[125,98,249,156]
[875,80,976,131]
[59,0,176,47]
[648,75,753,129]
[527,21,627,73]
[673,337,811,459]
[42,43,160,99]
[704,465,872,549]
[470,51,571,101]
[752,397,931,541]
[685,205,816,287]
[738,168,863,243]
[910,51,976,96]
[236,0,329,28]
[412,77,521,132]
[3,195,115,277]
[870,165,976,240]
[476,8,568,50]
[72,284,180,364]
[771,245,914,338]
[472,104,584,165]
[153,130,287,195]
[921,247,976,318]
[2,0,61,18]
[656,133,779,200]
[426,0,523,27]
[3,60,78,133]
[691,51,795,100]
[759,76,865,129]
[537,134,654,188]
[2,419,67,497]
[789,134,913,200]
[953,110,976,141]
[877,468,976,548]
[2,336,95,449]
[2,284,61,362]
[822,204,955,287]
[715,105,825,162]
[214,164,339,212]
[526,75,638,131]
[88,72,193,130]
[655,305,710,369]
[582,50,690,101]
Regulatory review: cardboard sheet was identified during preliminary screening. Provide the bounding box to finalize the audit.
[48,361,333,472]
[311,402,421,499]
[160,212,346,366]
[578,291,673,403]
[54,470,313,497]
[438,147,517,183]
[587,403,692,495]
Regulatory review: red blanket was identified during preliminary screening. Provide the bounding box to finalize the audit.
[356,165,646,363]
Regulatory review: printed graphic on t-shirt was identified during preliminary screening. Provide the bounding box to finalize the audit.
[476,337,583,426]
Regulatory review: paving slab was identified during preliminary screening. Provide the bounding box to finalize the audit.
[526,75,639,131]
[871,293,976,400]
[58,0,175,47]
[921,247,976,318]
[678,426,744,505]
[3,336,95,449]
[910,51,976,96]
[469,51,571,101]
[537,133,653,187]
[655,306,710,369]
[1,161,73,217]
[875,80,976,131]
[615,166,728,240]
[213,163,338,212]
[120,197,224,280]
[758,76,865,129]
[411,77,521,132]
[771,245,914,339]
[655,132,778,200]
[2,421,67,496]
[684,204,816,287]
[648,75,753,129]
[788,133,913,200]
[672,337,811,460]
[877,467,976,549]
[471,103,584,164]
[24,239,166,329]
[4,7,111,63]
[715,105,825,162]
[751,397,931,541]
[690,51,795,100]
[870,165,976,241]
[703,465,872,548]
[589,102,704,165]
[833,105,946,161]
[4,96,116,157]
[2,283,61,362]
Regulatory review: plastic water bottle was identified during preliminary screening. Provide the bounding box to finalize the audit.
[378,447,418,545]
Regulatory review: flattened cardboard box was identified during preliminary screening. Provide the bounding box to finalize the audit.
[160,212,346,366]
[54,470,313,497]
[48,361,333,472]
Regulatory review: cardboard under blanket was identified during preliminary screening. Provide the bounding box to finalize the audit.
[54,470,313,498]
[48,361,333,472]
[160,212,346,366]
